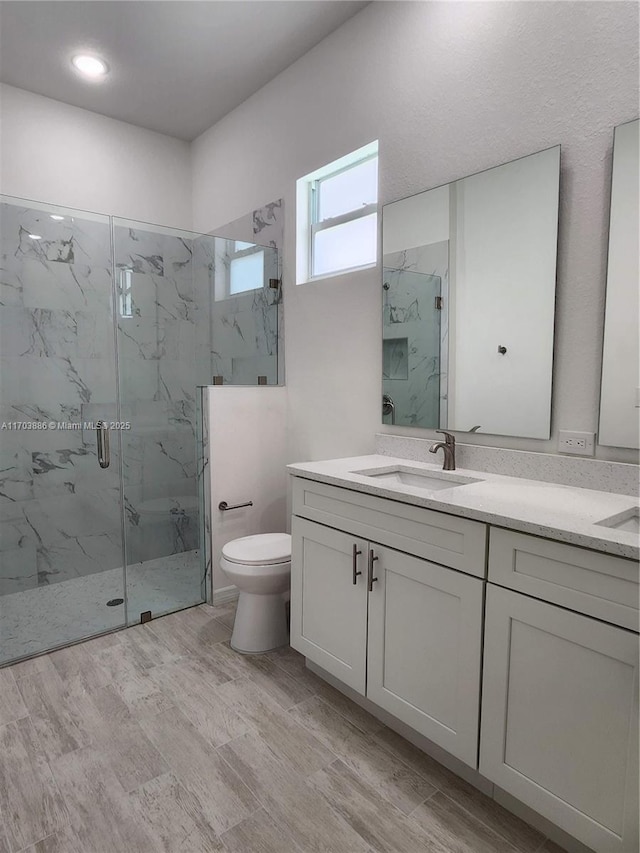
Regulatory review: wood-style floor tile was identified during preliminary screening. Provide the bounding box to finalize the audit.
[209,600,237,630]
[309,758,438,853]
[220,807,303,853]
[3,654,53,682]
[139,706,259,835]
[2,604,551,853]
[0,667,28,726]
[128,772,224,851]
[48,643,112,696]
[290,696,435,815]
[410,791,522,853]
[219,731,372,853]
[17,667,93,761]
[230,651,316,710]
[18,824,85,853]
[149,657,252,747]
[374,727,545,852]
[50,747,155,853]
[217,676,335,775]
[0,716,68,853]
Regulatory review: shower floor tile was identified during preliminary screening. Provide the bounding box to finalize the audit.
[0,550,203,664]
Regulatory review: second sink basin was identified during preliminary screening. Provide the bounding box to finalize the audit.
[596,506,640,535]
[352,465,482,492]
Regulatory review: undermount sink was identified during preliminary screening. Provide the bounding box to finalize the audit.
[352,465,482,492]
[596,506,640,535]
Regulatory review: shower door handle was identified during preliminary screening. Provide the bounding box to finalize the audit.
[96,421,110,469]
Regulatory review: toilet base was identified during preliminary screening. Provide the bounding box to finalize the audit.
[230,591,289,654]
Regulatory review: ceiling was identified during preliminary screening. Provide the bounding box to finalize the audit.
[0,1,368,141]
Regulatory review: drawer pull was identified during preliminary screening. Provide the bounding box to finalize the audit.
[368,550,379,592]
[352,544,362,584]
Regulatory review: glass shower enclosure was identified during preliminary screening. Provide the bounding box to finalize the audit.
[0,196,279,665]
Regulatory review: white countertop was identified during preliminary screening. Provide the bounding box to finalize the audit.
[288,455,640,560]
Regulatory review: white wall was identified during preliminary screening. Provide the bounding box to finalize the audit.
[192,1,639,464]
[0,84,192,229]
[209,387,288,594]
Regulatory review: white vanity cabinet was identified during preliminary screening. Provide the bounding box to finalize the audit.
[290,517,369,693]
[366,544,484,766]
[290,477,487,767]
[289,464,640,853]
[480,530,639,853]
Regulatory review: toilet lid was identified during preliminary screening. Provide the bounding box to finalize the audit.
[222,533,291,566]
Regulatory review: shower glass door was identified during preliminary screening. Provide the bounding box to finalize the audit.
[0,196,126,664]
[112,219,210,621]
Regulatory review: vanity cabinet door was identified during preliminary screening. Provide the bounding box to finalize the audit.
[480,585,639,853]
[290,517,369,694]
[367,545,484,767]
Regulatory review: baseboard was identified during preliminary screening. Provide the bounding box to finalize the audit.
[212,584,239,605]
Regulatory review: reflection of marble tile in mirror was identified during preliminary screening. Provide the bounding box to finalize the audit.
[382,146,560,440]
[382,267,441,428]
[599,119,639,451]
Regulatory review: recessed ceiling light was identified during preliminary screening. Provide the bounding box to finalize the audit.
[50,214,64,221]
[71,54,109,79]
[28,234,42,240]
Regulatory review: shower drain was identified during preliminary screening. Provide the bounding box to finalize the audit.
[106,598,124,606]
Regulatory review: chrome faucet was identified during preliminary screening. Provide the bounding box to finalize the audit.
[429,430,456,470]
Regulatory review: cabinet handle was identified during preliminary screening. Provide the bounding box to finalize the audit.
[352,544,362,584]
[368,550,379,592]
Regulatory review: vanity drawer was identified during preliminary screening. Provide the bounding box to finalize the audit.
[489,528,639,631]
[291,476,487,577]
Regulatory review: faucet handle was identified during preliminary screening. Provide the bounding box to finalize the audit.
[435,430,455,446]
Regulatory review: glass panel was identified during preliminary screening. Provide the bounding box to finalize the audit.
[313,213,377,277]
[210,237,280,386]
[0,196,125,664]
[382,268,442,428]
[230,250,264,294]
[318,157,378,221]
[112,219,207,622]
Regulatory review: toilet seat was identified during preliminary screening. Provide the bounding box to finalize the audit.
[222,533,291,566]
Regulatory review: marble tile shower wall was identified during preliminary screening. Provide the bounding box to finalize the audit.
[0,202,122,595]
[383,243,448,429]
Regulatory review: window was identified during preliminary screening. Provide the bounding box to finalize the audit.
[297,141,378,282]
[228,241,264,295]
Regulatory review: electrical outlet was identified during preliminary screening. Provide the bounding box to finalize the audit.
[558,430,595,456]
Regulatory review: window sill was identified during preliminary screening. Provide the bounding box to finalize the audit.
[298,262,378,286]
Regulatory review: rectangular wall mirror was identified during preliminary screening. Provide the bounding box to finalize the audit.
[382,146,560,439]
[599,119,639,449]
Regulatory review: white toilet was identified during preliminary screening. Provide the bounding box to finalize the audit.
[220,533,291,654]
